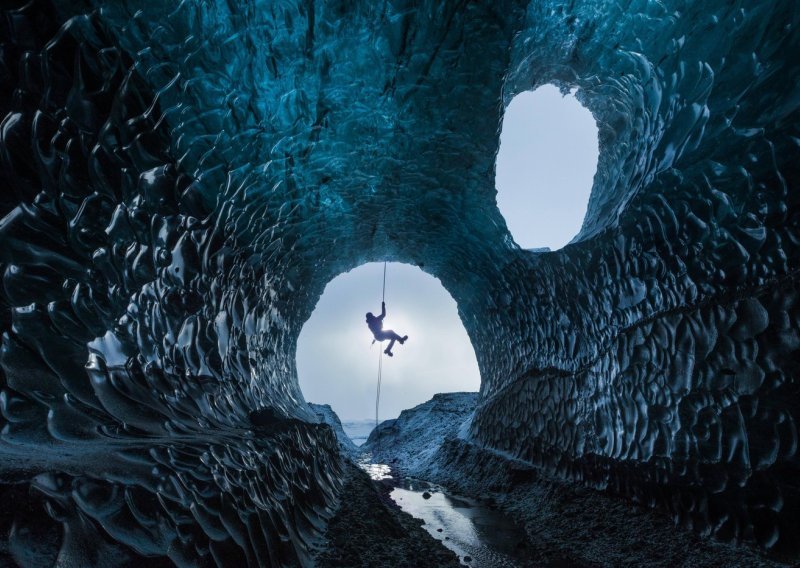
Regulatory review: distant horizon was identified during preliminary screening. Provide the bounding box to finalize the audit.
[310,390,480,423]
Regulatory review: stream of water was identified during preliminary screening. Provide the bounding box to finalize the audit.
[357,454,528,567]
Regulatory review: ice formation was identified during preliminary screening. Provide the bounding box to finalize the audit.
[1,0,798,564]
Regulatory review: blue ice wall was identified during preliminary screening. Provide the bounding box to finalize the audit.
[1,0,799,564]
[472,1,800,552]
[0,3,343,565]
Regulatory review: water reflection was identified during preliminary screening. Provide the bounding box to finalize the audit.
[392,482,524,567]
[356,453,393,480]
[356,457,526,567]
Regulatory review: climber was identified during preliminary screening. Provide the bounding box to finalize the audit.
[365,301,408,357]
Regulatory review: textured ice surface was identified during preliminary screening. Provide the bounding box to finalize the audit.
[308,403,358,455]
[1,0,799,564]
[365,392,478,475]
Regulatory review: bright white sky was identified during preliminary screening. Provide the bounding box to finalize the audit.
[297,87,598,420]
[297,262,480,421]
[496,85,598,250]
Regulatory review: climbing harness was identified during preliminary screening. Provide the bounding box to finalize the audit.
[375,262,387,431]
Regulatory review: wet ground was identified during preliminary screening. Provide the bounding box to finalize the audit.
[316,460,461,567]
[350,399,790,568]
[357,453,528,567]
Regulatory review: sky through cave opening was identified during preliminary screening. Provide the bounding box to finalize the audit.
[495,85,599,251]
[297,262,480,422]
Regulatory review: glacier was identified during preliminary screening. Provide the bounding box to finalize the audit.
[1,0,799,565]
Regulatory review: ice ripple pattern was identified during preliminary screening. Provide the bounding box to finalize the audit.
[1,0,799,564]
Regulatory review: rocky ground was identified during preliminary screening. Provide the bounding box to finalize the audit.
[315,461,461,567]
[421,439,786,568]
[360,392,789,567]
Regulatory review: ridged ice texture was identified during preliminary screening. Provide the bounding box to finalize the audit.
[0,3,342,566]
[1,0,799,564]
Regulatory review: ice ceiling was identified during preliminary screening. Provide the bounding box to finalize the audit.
[1,0,799,565]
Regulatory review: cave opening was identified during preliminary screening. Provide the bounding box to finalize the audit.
[1,0,798,564]
[296,262,480,425]
[495,85,599,251]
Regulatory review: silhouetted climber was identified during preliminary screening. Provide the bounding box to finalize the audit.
[366,301,408,357]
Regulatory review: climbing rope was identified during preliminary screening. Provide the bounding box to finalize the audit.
[375,344,383,430]
[375,262,387,431]
[382,260,387,302]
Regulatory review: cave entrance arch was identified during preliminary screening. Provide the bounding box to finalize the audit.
[495,84,599,251]
[297,262,480,430]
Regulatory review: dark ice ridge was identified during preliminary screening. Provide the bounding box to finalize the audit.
[308,403,359,456]
[1,0,799,565]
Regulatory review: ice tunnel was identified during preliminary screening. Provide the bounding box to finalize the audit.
[1,0,799,565]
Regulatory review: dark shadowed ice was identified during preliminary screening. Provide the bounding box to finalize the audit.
[1,0,799,564]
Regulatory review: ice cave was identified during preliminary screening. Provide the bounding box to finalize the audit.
[1,0,798,566]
